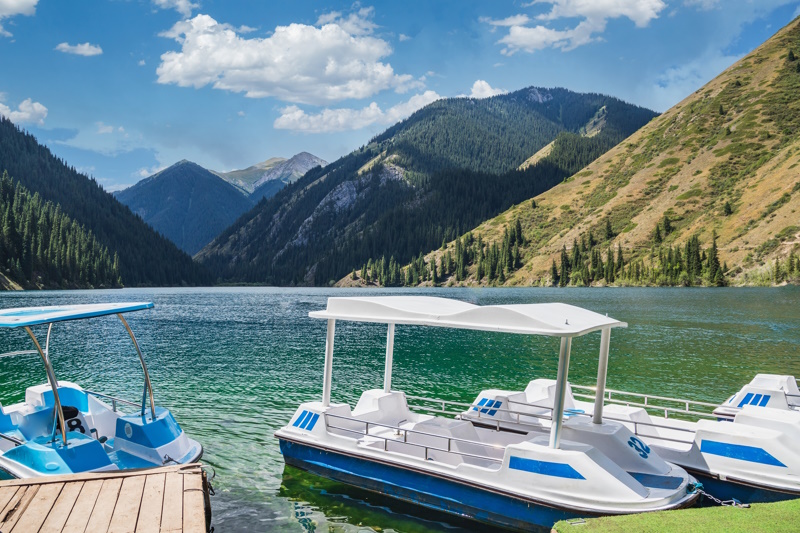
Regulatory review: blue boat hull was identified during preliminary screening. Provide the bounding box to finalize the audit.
[689,469,800,505]
[279,437,612,531]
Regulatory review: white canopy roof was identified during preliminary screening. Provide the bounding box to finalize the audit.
[0,302,153,328]
[309,296,625,337]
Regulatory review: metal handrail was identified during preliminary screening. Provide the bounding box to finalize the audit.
[406,393,698,446]
[571,392,717,420]
[323,412,504,464]
[571,384,719,410]
[0,432,23,446]
[85,390,140,413]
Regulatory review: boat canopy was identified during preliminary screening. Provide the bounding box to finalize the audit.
[311,295,627,449]
[0,302,153,328]
[309,296,626,337]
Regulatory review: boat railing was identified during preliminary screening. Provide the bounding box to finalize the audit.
[323,412,504,465]
[85,390,141,413]
[406,394,698,446]
[570,385,719,420]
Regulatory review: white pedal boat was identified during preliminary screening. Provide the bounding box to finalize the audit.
[276,296,699,530]
[0,302,202,479]
[464,374,800,503]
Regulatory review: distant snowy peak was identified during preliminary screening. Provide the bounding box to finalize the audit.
[252,152,328,189]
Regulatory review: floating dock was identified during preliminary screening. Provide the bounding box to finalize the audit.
[0,463,211,532]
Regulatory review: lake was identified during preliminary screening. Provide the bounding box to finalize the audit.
[0,287,798,531]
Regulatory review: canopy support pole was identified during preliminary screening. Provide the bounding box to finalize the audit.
[549,337,572,449]
[383,323,395,393]
[25,325,67,446]
[118,314,156,421]
[593,328,611,424]
[322,319,336,407]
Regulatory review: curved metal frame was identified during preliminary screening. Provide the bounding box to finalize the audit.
[117,314,156,421]
[24,325,68,446]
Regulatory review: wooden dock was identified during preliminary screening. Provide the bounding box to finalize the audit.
[0,463,211,533]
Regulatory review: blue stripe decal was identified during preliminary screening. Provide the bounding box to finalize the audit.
[700,440,786,467]
[293,410,310,428]
[509,456,585,479]
[473,398,489,412]
[299,411,315,430]
[751,394,763,406]
[306,413,320,431]
[738,393,754,408]
[759,395,771,407]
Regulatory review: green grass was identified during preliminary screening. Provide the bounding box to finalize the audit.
[554,498,800,533]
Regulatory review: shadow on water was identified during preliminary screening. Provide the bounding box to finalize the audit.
[276,465,526,533]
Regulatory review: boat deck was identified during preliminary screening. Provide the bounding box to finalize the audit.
[0,463,211,532]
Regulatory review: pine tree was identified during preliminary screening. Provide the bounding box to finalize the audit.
[723,201,733,216]
[605,219,614,240]
[550,259,559,286]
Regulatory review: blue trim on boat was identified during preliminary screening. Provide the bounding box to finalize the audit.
[759,395,770,407]
[0,302,153,328]
[115,407,182,449]
[700,440,786,467]
[279,437,594,530]
[509,456,585,480]
[737,393,754,408]
[305,413,320,431]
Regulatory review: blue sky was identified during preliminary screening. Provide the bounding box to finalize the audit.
[1,0,799,191]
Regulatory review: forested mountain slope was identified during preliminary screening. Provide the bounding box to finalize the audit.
[387,16,800,288]
[116,161,255,255]
[0,118,211,286]
[197,87,657,285]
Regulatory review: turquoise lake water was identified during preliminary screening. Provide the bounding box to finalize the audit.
[0,287,798,531]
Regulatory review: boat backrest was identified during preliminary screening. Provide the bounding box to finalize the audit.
[724,375,796,411]
[403,418,500,467]
[0,409,16,433]
[523,379,576,411]
[352,390,413,427]
[26,382,89,412]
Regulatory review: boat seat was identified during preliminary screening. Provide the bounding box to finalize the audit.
[402,418,501,467]
[41,387,90,413]
[352,390,419,428]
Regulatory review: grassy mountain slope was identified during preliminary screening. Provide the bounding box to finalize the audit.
[198,87,656,286]
[116,160,255,255]
[394,17,800,288]
[0,118,211,286]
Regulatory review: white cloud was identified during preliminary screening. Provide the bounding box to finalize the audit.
[0,97,47,125]
[96,121,114,134]
[237,110,245,116]
[136,164,167,178]
[0,0,37,37]
[55,42,103,56]
[486,0,667,55]
[138,59,146,66]
[152,0,198,18]
[794,5,800,18]
[316,6,377,36]
[469,80,507,98]
[398,33,410,41]
[157,10,420,105]
[274,90,441,133]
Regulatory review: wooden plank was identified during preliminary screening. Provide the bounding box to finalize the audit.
[9,482,64,533]
[159,472,183,532]
[182,473,206,533]
[134,473,165,533]
[0,464,201,489]
[108,475,146,533]
[62,479,104,533]
[0,486,20,517]
[83,477,123,533]
[0,486,39,532]
[40,481,84,533]
[0,486,24,524]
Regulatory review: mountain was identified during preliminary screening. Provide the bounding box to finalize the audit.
[213,157,286,194]
[250,152,327,201]
[386,16,800,288]
[197,87,657,286]
[0,117,211,286]
[214,152,328,200]
[116,160,255,255]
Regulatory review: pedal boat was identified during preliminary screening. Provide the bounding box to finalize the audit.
[0,302,202,479]
[275,296,699,531]
[464,374,800,503]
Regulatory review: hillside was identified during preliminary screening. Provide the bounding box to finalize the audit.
[382,16,800,288]
[0,118,211,286]
[197,87,657,286]
[116,161,255,255]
